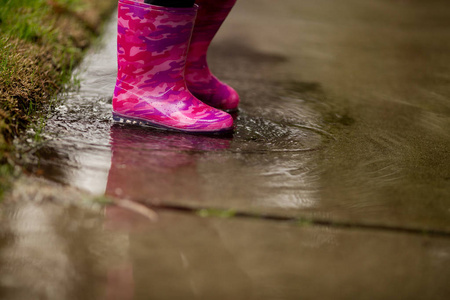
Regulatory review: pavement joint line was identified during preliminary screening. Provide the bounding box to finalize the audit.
[149,203,450,238]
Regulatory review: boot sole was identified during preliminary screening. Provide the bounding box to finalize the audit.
[223,108,239,113]
[112,112,234,134]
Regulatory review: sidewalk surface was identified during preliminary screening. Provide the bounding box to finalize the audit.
[1,0,449,299]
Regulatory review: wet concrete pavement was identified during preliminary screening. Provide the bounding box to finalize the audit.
[1,201,450,300]
[1,0,450,299]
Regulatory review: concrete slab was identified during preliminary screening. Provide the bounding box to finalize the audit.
[0,202,449,300]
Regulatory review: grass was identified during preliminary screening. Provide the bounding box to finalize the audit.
[0,0,117,198]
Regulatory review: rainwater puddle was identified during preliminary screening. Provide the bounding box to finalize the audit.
[27,13,329,210]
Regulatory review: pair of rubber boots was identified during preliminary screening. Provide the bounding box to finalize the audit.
[112,0,238,133]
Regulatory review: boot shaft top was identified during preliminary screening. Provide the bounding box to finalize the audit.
[117,0,198,92]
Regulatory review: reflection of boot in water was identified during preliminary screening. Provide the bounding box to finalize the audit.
[103,125,234,299]
[105,124,231,205]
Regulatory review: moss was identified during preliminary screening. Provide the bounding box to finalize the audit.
[196,208,237,219]
[296,218,313,227]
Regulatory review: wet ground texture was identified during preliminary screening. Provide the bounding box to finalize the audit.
[1,0,450,299]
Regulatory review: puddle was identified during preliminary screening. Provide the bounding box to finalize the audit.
[25,11,327,210]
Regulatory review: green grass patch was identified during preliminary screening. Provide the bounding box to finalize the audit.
[0,0,86,42]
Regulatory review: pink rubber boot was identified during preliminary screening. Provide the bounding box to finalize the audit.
[113,0,233,133]
[185,0,239,112]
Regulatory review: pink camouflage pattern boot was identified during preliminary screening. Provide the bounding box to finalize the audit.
[185,0,239,112]
[113,0,233,133]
